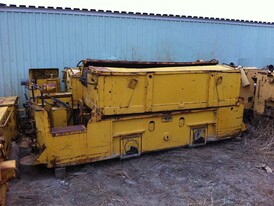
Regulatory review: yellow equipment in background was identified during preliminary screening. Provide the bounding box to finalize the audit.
[254,71,274,116]
[0,96,18,206]
[23,69,73,128]
[62,67,82,109]
[29,68,60,96]
[0,96,19,159]
[21,59,245,172]
[240,67,263,110]
[239,67,274,117]
[0,160,16,206]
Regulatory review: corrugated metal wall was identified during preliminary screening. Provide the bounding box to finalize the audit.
[1,6,274,100]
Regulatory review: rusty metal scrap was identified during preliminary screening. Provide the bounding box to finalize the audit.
[77,59,219,68]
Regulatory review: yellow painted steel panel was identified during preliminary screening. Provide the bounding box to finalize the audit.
[84,65,241,117]
[63,67,83,108]
[0,101,18,160]
[239,68,262,110]
[254,72,274,115]
[0,107,8,122]
[216,105,244,139]
[0,160,16,206]
[51,108,68,127]
[33,104,243,168]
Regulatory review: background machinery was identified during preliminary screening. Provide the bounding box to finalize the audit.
[0,96,18,206]
[240,66,274,119]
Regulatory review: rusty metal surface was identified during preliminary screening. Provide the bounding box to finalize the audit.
[0,160,16,182]
[87,65,237,75]
[0,160,16,206]
[29,68,59,80]
[80,59,218,68]
[20,154,39,166]
[0,96,18,107]
[37,92,72,99]
[51,125,86,136]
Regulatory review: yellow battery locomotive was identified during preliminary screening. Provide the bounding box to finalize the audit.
[21,59,245,177]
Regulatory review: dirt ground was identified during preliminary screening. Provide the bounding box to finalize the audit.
[6,118,274,206]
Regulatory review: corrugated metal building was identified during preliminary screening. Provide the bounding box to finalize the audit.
[0,4,274,100]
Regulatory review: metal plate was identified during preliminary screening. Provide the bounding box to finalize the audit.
[20,154,38,166]
[0,96,18,107]
[0,107,8,122]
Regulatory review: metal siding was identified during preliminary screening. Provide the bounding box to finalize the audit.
[0,9,274,100]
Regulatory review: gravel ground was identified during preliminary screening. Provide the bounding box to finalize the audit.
[6,118,274,206]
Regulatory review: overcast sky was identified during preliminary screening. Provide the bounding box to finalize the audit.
[1,0,274,22]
